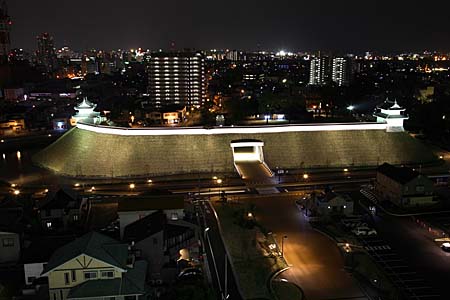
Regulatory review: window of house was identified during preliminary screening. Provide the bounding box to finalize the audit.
[171,213,179,221]
[71,270,76,282]
[416,185,425,192]
[2,238,14,247]
[64,272,70,285]
[46,221,52,229]
[83,271,98,280]
[73,214,79,221]
[101,270,114,278]
[27,276,35,284]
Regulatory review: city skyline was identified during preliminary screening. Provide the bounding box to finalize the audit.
[6,0,450,52]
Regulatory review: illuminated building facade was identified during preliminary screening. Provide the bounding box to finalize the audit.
[309,56,330,85]
[0,0,11,64]
[147,52,206,109]
[374,100,408,132]
[71,97,101,125]
[332,57,352,87]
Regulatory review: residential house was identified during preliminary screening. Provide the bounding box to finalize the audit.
[118,195,185,239]
[123,211,198,283]
[0,231,20,263]
[0,196,23,233]
[376,163,434,207]
[38,189,81,231]
[41,231,149,300]
[22,235,75,286]
[312,191,354,216]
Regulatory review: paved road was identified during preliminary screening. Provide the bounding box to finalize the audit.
[373,212,450,299]
[242,194,368,300]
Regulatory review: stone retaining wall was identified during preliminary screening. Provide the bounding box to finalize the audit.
[33,127,436,177]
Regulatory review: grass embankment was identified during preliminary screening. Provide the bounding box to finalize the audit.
[213,202,287,300]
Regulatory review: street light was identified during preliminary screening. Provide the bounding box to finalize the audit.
[147,179,153,183]
[281,235,288,257]
[347,105,355,111]
[303,173,309,180]
[129,183,136,190]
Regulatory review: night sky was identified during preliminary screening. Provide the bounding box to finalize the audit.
[8,0,450,52]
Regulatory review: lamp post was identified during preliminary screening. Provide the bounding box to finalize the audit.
[281,235,288,257]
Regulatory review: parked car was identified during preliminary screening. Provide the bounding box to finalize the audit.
[441,242,450,252]
[352,226,377,236]
[341,219,367,229]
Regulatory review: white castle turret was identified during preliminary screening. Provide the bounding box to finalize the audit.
[72,97,101,125]
[374,99,408,132]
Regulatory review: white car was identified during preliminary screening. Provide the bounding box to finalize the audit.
[352,226,377,236]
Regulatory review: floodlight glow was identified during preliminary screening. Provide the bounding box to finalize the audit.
[77,122,387,136]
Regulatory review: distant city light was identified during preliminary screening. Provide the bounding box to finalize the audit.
[303,174,309,180]
[129,183,136,189]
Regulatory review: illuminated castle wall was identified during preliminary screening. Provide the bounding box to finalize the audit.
[33,122,436,178]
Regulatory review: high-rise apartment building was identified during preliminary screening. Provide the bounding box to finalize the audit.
[332,57,353,87]
[309,56,330,85]
[147,52,206,109]
[37,33,58,72]
[0,0,11,64]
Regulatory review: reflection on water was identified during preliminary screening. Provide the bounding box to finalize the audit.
[0,148,53,185]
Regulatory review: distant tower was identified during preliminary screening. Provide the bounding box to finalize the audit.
[147,51,206,110]
[36,33,57,72]
[332,57,353,87]
[0,0,12,64]
[374,99,408,132]
[309,56,330,85]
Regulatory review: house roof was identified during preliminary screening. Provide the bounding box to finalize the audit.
[377,163,420,184]
[164,223,193,240]
[39,188,77,210]
[22,235,75,263]
[123,211,166,243]
[67,260,147,299]
[42,231,128,275]
[118,195,184,212]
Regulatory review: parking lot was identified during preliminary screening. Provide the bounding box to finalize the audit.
[356,235,441,300]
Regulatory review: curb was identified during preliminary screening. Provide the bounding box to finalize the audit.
[268,266,305,300]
